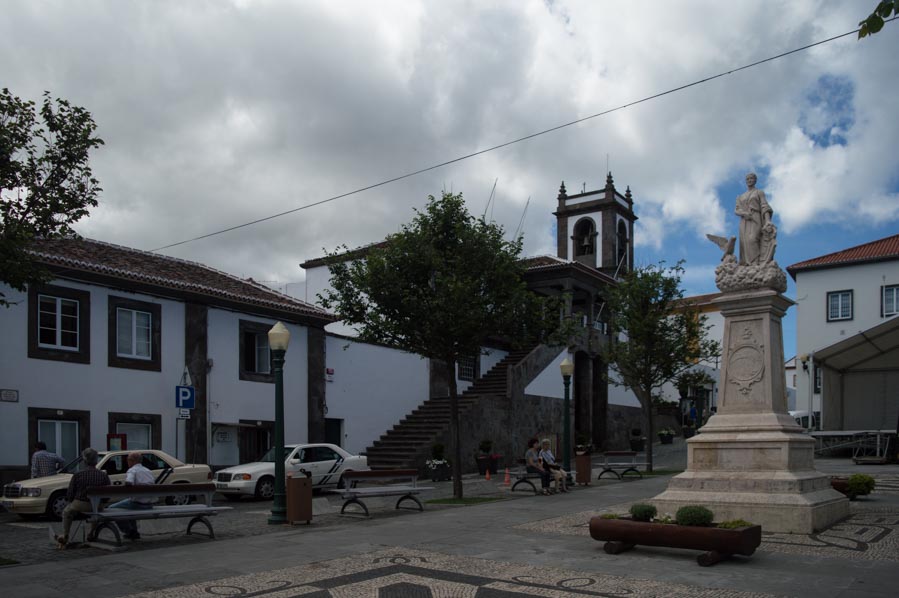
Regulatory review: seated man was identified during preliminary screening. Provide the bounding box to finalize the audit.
[525,437,551,495]
[109,452,155,540]
[58,447,111,547]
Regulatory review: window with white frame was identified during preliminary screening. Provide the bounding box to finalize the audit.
[116,422,152,450]
[826,290,852,321]
[38,419,79,464]
[884,284,899,317]
[38,294,80,350]
[239,320,274,382]
[458,355,478,382]
[117,308,152,359]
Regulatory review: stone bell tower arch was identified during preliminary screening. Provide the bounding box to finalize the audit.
[554,173,636,278]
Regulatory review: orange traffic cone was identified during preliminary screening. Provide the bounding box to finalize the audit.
[503,467,511,486]
[485,469,491,481]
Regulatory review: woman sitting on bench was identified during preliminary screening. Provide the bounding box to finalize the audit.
[525,438,552,495]
[539,439,568,493]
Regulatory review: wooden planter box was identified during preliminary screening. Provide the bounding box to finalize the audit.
[589,517,762,566]
[658,434,674,445]
[429,463,452,482]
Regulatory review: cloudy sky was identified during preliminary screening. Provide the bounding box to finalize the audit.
[3,0,898,357]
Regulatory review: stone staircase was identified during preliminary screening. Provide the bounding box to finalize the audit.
[363,348,534,470]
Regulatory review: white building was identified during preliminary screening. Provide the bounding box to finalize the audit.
[0,237,338,484]
[787,233,899,431]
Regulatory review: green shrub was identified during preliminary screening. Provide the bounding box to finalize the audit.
[629,503,657,522]
[676,505,714,526]
[846,474,875,498]
[717,519,754,529]
[599,513,620,519]
[478,439,493,454]
[431,443,445,460]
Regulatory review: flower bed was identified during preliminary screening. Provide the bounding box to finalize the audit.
[589,505,761,566]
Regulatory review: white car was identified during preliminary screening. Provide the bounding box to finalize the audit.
[214,443,368,500]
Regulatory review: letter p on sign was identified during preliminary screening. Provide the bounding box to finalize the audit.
[176,385,196,409]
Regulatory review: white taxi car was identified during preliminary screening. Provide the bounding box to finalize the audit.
[1,449,211,519]
[214,443,368,500]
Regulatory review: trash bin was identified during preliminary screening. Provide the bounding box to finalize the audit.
[286,472,312,525]
[575,453,592,486]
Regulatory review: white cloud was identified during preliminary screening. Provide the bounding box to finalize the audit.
[1,0,896,284]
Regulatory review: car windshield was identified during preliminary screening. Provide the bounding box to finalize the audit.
[60,452,109,474]
[258,446,294,462]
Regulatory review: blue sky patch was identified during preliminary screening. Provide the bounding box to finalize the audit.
[798,74,854,147]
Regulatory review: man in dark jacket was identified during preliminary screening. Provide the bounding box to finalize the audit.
[57,447,110,547]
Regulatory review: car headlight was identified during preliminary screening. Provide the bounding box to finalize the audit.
[21,488,41,497]
[233,474,252,481]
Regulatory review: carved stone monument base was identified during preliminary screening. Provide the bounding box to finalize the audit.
[651,289,848,533]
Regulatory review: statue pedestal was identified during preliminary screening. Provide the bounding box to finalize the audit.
[652,289,848,533]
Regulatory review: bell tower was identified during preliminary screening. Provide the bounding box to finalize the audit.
[554,172,637,277]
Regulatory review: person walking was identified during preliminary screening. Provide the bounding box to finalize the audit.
[57,447,110,547]
[31,441,66,478]
[109,452,155,540]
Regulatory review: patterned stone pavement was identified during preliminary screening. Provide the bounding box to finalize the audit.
[515,499,899,562]
[129,547,775,598]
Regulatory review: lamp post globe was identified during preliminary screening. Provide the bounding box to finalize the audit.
[267,322,290,525]
[559,356,574,475]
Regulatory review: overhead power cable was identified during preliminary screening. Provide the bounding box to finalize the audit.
[149,22,886,252]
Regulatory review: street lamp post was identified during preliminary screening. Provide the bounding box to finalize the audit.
[560,356,574,475]
[267,322,290,525]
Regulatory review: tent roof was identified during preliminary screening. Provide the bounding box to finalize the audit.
[814,316,899,372]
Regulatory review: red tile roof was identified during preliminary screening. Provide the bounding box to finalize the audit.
[786,234,899,279]
[28,238,334,323]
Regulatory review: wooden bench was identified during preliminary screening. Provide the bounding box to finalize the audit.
[85,483,231,546]
[597,451,647,480]
[510,459,541,495]
[328,469,433,516]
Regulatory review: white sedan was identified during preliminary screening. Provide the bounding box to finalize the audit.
[213,443,368,500]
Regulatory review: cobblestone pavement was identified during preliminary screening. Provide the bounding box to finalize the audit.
[129,547,776,598]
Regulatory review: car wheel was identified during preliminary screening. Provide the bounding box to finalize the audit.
[46,491,68,521]
[165,492,192,506]
[223,494,243,502]
[255,477,275,499]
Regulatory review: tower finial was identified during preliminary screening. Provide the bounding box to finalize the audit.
[625,185,632,204]
[606,171,614,189]
[558,181,567,199]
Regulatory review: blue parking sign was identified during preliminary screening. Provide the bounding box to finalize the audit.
[176,385,195,409]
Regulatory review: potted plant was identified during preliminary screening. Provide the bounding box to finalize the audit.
[475,439,500,475]
[426,444,451,482]
[590,504,762,566]
[657,428,675,444]
[629,428,645,452]
[830,473,875,500]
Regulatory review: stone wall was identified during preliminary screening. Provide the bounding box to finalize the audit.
[605,404,682,450]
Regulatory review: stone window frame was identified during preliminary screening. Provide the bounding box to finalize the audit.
[108,296,162,371]
[28,284,91,364]
[239,319,274,383]
[826,289,853,322]
[28,407,91,463]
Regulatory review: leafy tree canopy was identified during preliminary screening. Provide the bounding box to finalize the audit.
[1,89,104,306]
[320,191,558,360]
[858,1,898,38]
[319,191,566,497]
[600,262,720,470]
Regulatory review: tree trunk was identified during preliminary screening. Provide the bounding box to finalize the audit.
[448,358,463,499]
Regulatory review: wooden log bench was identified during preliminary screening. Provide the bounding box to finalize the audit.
[510,459,541,495]
[85,483,231,546]
[597,451,648,480]
[328,469,433,516]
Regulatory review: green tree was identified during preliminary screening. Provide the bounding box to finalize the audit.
[320,192,564,498]
[858,1,898,38]
[600,262,720,472]
[1,89,104,306]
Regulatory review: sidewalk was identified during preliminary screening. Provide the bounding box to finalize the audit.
[1,444,897,597]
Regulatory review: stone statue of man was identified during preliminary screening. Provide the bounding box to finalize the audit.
[735,172,776,265]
